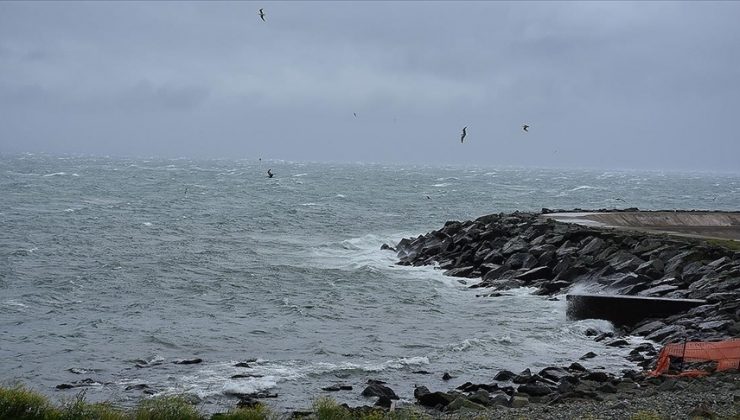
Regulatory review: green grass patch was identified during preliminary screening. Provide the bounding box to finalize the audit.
[0,385,58,420]
[133,395,203,420]
[58,391,127,420]
[212,403,275,420]
[631,411,666,420]
[704,238,740,251]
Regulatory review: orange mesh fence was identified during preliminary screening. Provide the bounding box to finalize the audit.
[649,338,740,377]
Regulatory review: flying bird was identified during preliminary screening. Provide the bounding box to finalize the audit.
[522,124,529,132]
[353,112,357,118]
[258,8,266,21]
[267,168,274,178]
[460,126,467,143]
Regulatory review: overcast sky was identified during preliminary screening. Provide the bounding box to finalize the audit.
[1,1,739,171]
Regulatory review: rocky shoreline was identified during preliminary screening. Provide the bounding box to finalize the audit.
[366,210,738,418]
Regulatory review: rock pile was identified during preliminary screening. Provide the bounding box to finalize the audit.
[391,211,739,349]
[376,211,740,415]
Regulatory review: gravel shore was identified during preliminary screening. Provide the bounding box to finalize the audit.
[425,372,739,419]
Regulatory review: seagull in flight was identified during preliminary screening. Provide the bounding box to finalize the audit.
[353,112,357,118]
[258,8,266,22]
[460,126,467,143]
[522,124,529,132]
[267,168,274,178]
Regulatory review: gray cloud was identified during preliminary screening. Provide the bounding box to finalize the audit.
[0,1,739,171]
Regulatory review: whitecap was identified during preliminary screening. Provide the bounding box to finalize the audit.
[300,203,318,206]
[448,338,484,352]
[222,376,279,396]
[293,173,308,177]
[43,172,66,177]
[143,222,153,226]
[432,183,451,187]
[64,208,75,212]
[72,173,80,177]
[335,194,346,198]
[569,185,597,191]
[3,299,28,308]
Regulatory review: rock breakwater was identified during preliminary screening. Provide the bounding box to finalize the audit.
[392,211,739,348]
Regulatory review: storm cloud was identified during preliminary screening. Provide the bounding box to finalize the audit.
[1,1,738,171]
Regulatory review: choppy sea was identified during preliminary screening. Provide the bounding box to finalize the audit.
[1,154,738,413]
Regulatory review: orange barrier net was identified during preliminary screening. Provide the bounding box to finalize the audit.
[649,338,740,377]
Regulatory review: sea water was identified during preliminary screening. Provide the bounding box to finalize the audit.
[1,154,738,412]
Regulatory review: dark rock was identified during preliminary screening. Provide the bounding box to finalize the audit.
[646,325,686,342]
[515,266,553,282]
[414,386,456,408]
[322,385,341,392]
[539,367,574,383]
[606,339,630,347]
[481,264,511,282]
[234,362,252,368]
[631,320,665,336]
[173,358,203,365]
[380,243,396,252]
[512,368,532,384]
[442,372,453,381]
[231,373,264,379]
[493,370,516,381]
[635,259,664,279]
[506,252,538,270]
[569,362,587,372]
[534,280,571,295]
[55,378,100,389]
[361,383,399,400]
[517,382,553,396]
[597,383,617,393]
[125,384,149,391]
[412,370,432,375]
[582,372,609,382]
[501,237,530,256]
[638,284,679,297]
[580,352,597,360]
[584,328,599,337]
[581,237,606,255]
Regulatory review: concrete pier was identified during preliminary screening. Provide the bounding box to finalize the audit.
[542,211,740,241]
[566,293,707,326]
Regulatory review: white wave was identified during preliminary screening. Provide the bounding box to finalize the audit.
[569,185,597,191]
[222,376,279,396]
[432,183,451,187]
[43,172,66,177]
[64,208,76,212]
[300,203,318,206]
[3,299,28,308]
[293,173,308,177]
[335,194,346,198]
[170,355,429,400]
[72,173,80,177]
[448,338,484,352]
[143,222,153,226]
